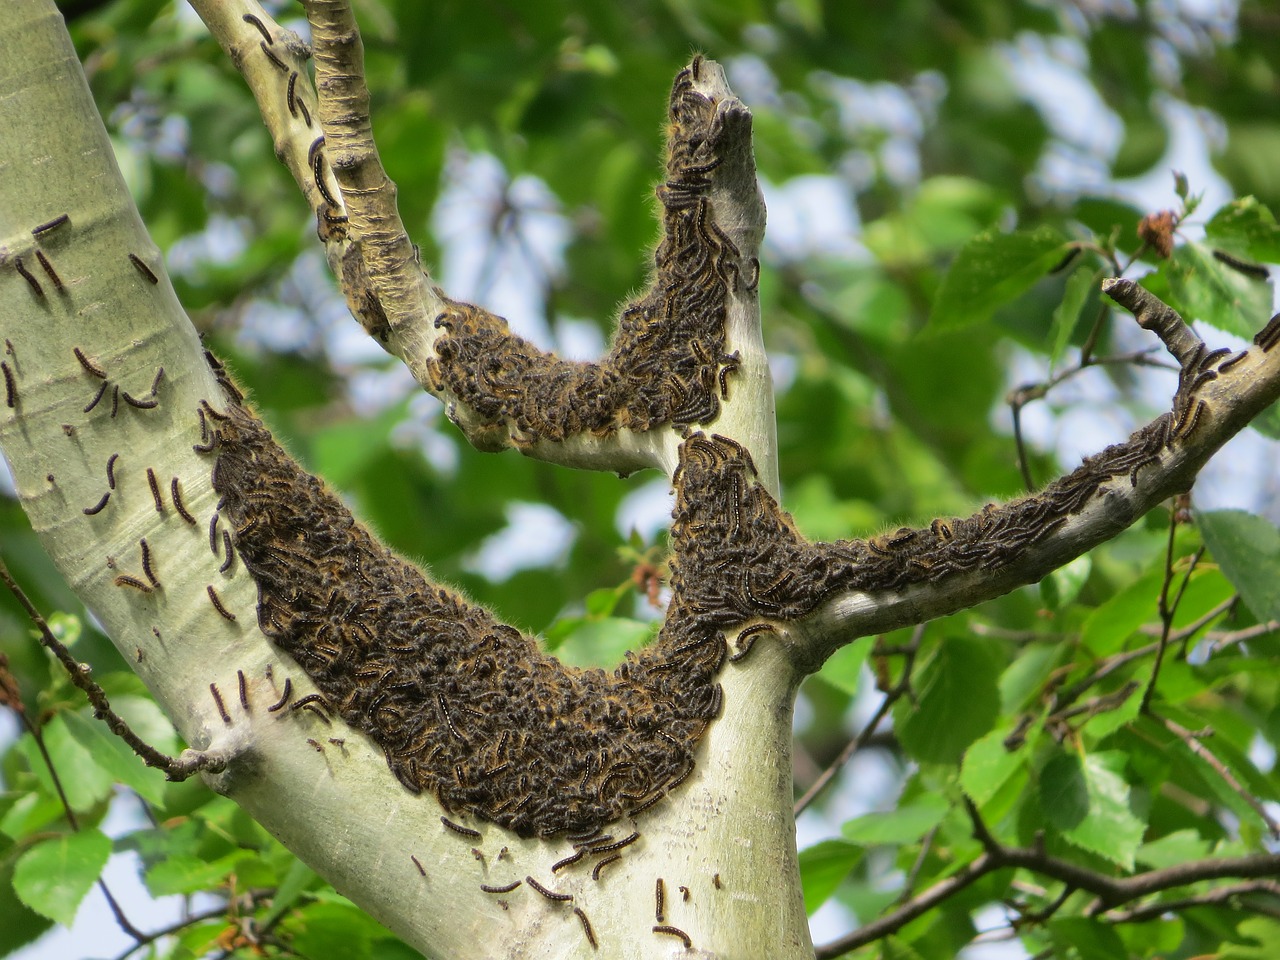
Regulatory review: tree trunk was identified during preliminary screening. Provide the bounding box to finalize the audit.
[0,3,811,956]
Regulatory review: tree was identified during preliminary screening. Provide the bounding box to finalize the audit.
[3,1,1280,958]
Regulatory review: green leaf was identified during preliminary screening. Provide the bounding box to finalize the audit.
[960,726,1027,807]
[144,852,248,896]
[815,635,874,696]
[1039,751,1145,869]
[1165,241,1273,340]
[1047,916,1130,960]
[1048,266,1095,370]
[545,617,655,669]
[929,226,1069,330]
[46,611,82,648]
[880,936,926,960]
[1135,828,1212,870]
[1221,917,1280,959]
[281,901,383,960]
[1080,568,1162,655]
[1039,553,1091,612]
[261,857,318,927]
[0,845,53,953]
[1205,197,1280,262]
[842,793,950,846]
[12,829,112,926]
[798,839,862,912]
[60,709,168,806]
[1250,404,1280,442]
[896,636,1000,764]
[584,586,625,618]
[1173,170,1190,202]
[1197,509,1280,623]
[17,715,116,813]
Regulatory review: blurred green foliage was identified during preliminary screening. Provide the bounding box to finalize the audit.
[4,0,1280,957]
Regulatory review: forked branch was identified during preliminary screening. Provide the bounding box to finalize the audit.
[194,1,773,480]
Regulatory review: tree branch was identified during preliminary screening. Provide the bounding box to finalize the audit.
[2,542,226,780]
[789,285,1280,670]
[197,0,778,484]
[815,798,1280,958]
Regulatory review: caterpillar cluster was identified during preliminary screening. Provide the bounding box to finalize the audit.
[210,332,1214,837]
[211,402,759,838]
[426,58,744,446]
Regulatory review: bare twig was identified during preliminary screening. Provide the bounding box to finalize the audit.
[0,557,226,781]
[1142,512,1204,712]
[815,799,1280,958]
[795,627,922,816]
[1158,716,1280,837]
[1101,879,1280,924]
[1209,619,1280,655]
[301,0,430,338]
[1007,345,1175,491]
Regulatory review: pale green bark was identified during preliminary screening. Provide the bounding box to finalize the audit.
[0,3,811,958]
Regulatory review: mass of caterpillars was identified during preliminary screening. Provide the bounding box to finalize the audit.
[209,394,732,838]
[201,310,1245,840]
[425,56,747,445]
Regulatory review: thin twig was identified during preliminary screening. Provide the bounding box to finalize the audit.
[816,800,1280,959]
[1101,879,1280,924]
[6,684,144,942]
[1159,716,1280,837]
[795,626,922,816]
[1209,619,1280,655]
[1006,346,1173,492]
[0,557,225,780]
[1142,512,1203,713]
[896,825,939,904]
[109,893,274,960]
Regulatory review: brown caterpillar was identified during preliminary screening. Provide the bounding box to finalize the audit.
[652,925,692,949]
[34,252,63,292]
[242,13,272,44]
[260,41,287,72]
[525,876,572,902]
[32,213,69,236]
[14,258,43,297]
[574,907,598,950]
[1212,248,1270,280]
[74,346,107,379]
[84,381,109,413]
[171,477,197,524]
[206,585,236,622]
[267,678,293,712]
[146,468,164,513]
[140,539,160,589]
[128,253,158,284]
[441,816,481,839]
[83,492,110,516]
[591,854,621,881]
[122,391,158,410]
[210,683,231,724]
